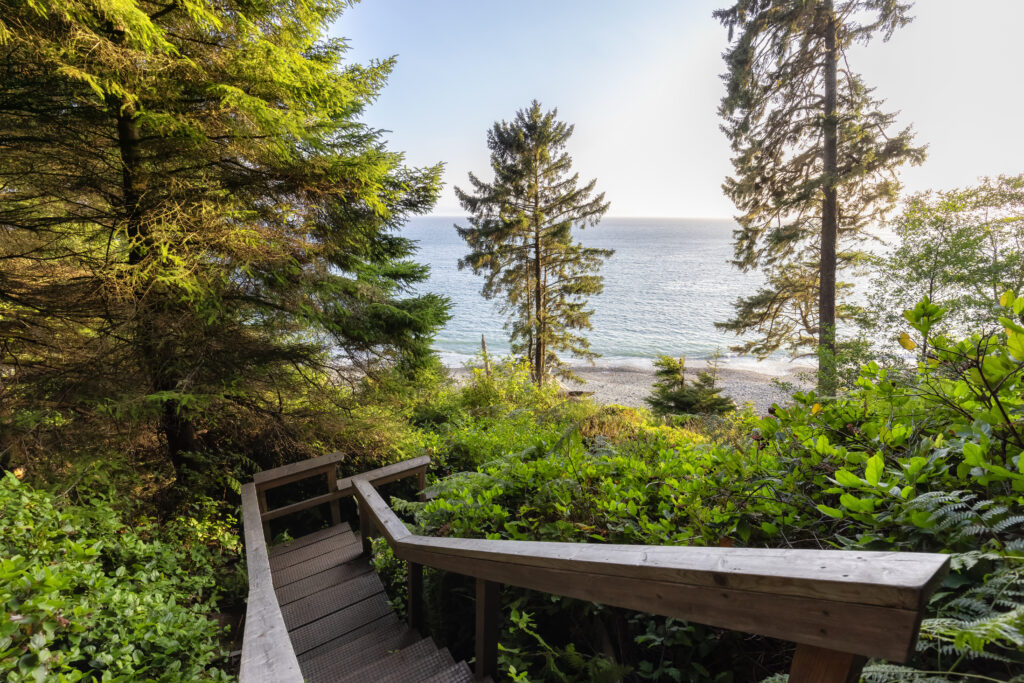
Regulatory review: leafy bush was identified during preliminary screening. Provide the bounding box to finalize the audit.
[756,295,1024,680]
[0,473,238,681]
[394,298,1024,681]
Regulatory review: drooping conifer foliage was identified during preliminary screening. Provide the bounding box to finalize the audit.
[0,0,447,480]
[456,101,611,385]
[713,0,925,392]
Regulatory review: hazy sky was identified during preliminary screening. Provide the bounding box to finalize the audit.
[335,1,1024,218]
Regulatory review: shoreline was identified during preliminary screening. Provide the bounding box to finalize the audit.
[448,362,812,415]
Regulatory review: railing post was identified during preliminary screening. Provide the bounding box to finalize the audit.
[408,562,423,633]
[416,467,427,502]
[358,499,372,556]
[475,579,499,680]
[789,644,865,683]
[325,468,342,526]
[256,487,272,539]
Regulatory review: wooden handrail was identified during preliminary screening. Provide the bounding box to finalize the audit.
[253,450,346,488]
[255,454,430,524]
[239,482,303,683]
[353,477,950,682]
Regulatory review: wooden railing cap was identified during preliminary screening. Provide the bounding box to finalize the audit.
[353,477,949,663]
[253,450,345,487]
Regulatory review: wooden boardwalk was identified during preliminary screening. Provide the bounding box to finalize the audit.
[269,521,475,682]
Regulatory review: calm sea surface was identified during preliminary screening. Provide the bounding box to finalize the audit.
[402,216,799,372]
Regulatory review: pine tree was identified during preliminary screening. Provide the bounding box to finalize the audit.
[713,0,925,394]
[0,0,448,479]
[456,101,611,385]
[645,356,735,417]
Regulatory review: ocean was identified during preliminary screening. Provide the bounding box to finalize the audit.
[402,216,804,373]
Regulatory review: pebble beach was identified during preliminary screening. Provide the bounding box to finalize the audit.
[449,361,811,415]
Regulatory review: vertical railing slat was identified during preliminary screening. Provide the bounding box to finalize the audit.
[475,578,499,680]
[789,643,866,683]
[408,562,424,633]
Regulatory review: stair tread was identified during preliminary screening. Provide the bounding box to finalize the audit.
[270,529,359,572]
[338,638,453,683]
[298,613,399,663]
[299,620,419,681]
[272,537,363,587]
[420,660,476,683]
[276,557,373,606]
[288,592,394,656]
[281,571,385,630]
[269,522,351,557]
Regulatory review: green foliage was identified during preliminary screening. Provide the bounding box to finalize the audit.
[498,606,630,683]
[861,174,1024,356]
[392,296,1024,680]
[0,473,239,681]
[456,101,611,384]
[754,297,1024,679]
[407,358,583,476]
[645,356,735,417]
[369,537,408,620]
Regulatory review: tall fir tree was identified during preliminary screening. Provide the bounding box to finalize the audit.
[456,101,611,385]
[713,0,925,393]
[0,0,448,480]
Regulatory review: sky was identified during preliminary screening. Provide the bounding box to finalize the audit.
[335,1,1024,218]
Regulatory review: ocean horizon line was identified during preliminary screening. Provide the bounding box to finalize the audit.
[423,214,738,222]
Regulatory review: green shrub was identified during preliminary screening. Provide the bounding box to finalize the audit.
[402,297,1024,681]
[0,473,238,681]
[645,356,735,417]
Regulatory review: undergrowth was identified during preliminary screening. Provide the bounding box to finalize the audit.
[373,298,1024,682]
[0,473,241,681]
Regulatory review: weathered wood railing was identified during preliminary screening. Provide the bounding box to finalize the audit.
[352,470,950,682]
[239,454,428,682]
[241,455,949,682]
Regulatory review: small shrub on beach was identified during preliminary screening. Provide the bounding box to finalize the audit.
[645,356,735,417]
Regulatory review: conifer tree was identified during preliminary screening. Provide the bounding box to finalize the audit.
[645,356,735,417]
[0,0,447,479]
[456,101,611,385]
[713,0,925,394]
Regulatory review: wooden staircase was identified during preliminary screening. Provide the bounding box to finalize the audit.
[239,455,950,683]
[268,522,476,682]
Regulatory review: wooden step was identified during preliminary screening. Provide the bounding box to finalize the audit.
[269,522,351,557]
[298,620,420,681]
[272,536,363,587]
[288,592,394,656]
[270,530,360,572]
[420,660,476,683]
[299,613,399,663]
[281,572,387,630]
[337,638,454,683]
[275,557,373,606]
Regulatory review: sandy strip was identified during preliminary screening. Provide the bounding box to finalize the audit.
[448,363,811,415]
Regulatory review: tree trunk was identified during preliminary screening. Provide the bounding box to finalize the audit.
[481,334,491,378]
[534,225,544,385]
[112,98,197,479]
[532,156,545,386]
[819,0,839,396]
